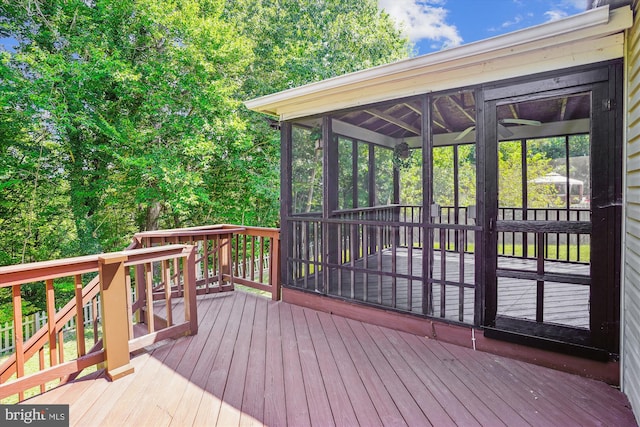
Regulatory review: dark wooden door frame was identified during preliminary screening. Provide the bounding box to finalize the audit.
[481,63,623,355]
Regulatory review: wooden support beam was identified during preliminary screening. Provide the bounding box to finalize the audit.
[509,104,519,120]
[431,98,453,132]
[560,97,568,120]
[450,94,476,123]
[364,108,421,135]
[12,285,24,401]
[403,102,422,115]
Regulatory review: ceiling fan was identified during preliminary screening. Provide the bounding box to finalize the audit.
[455,118,541,141]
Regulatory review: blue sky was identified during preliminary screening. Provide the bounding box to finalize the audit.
[378,0,591,56]
[1,1,591,55]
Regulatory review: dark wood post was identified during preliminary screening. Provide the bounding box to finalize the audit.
[280,122,292,289]
[323,116,337,293]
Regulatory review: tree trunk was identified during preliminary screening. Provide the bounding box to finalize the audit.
[144,202,162,231]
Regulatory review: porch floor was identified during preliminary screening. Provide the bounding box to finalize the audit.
[26,291,635,426]
[300,248,589,328]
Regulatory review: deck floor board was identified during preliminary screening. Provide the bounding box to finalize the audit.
[280,303,312,427]
[304,310,360,427]
[23,291,636,427]
[315,311,386,427]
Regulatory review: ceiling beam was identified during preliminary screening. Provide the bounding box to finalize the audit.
[509,104,519,119]
[404,103,422,115]
[439,118,590,145]
[364,108,421,135]
[331,119,397,148]
[560,97,568,121]
[449,95,476,123]
[431,98,453,132]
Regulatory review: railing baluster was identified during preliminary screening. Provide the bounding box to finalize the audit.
[163,259,173,327]
[258,237,265,284]
[203,235,210,293]
[440,228,447,319]
[13,285,25,401]
[126,267,134,339]
[58,329,65,364]
[38,348,45,393]
[242,234,248,279]
[377,226,382,305]
[46,279,58,368]
[145,263,155,333]
[92,297,99,345]
[234,235,240,277]
[75,274,86,357]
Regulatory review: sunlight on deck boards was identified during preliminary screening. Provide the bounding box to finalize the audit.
[23,291,636,427]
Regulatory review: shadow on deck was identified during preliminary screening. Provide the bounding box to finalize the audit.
[25,290,635,426]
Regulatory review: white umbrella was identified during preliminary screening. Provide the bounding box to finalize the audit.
[530,172,583,186]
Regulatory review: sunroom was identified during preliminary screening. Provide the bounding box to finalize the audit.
[246,5,631,370]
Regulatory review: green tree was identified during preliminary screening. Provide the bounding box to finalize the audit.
[498,140,558,208]
[224,0,411,222]
[2,0,252,250]
[0,0,411,318]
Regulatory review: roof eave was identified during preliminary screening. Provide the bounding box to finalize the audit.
[245,5,628,119]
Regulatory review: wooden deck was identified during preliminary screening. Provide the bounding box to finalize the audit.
[25,290,635,426]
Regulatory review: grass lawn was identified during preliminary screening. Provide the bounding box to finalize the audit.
[427,241,590,263]
[497,243,590,263]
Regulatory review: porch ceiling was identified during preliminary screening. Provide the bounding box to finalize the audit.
[330,92,591,139]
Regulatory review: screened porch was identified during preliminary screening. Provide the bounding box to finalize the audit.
[279,63,620,358]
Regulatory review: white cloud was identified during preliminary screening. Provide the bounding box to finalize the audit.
[544,9,568,21]
[501,15,523,29]
[560,0,589,10]
[544,0,588,22]
[378,0,462,49]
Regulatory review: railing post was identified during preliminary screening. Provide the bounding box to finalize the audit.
[98,253,134,381]
[271,235,281,301]
[183,246,198,335]
[220,232,233,290]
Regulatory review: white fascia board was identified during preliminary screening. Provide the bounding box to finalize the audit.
[245,5,630,119]
[274,33,624,120]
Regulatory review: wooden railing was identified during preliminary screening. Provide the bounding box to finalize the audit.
[129,224,281,301]
[0,224,281,403]
[0,244,198,402]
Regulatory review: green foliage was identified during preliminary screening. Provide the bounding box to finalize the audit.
[498,140,559,208]
[223,0,410,97]
[291,125,322,213]
[0,0,410,316]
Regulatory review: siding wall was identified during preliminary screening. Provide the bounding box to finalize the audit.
[624,0,640,421]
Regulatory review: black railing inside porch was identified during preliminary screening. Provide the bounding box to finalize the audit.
[287,204,591,325]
